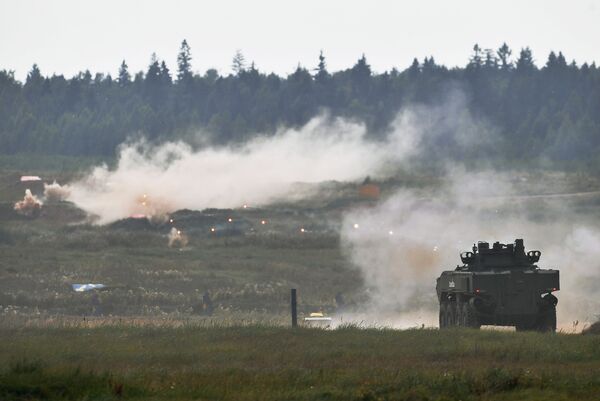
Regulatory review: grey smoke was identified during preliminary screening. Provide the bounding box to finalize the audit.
[67,109,431,224]
[67,89,490,224]
[44,181,71,202]
[340,164,600,330]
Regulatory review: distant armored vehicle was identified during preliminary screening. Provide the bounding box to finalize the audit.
[436,239,559,332]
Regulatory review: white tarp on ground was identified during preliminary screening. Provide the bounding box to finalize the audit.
[72,284,106,292]
[20,176,42,182]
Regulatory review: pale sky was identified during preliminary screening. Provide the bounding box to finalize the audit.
[1,0,599,81]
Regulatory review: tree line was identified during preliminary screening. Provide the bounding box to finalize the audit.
[0,40,599,167]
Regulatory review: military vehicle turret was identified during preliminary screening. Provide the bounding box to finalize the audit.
[436,239,559,332]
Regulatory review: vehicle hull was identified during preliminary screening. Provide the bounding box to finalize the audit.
[436,269,559,330]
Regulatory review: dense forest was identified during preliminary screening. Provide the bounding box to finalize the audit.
[1,40,599,166]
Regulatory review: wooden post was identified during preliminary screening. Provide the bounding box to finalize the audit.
[291,288,297,327]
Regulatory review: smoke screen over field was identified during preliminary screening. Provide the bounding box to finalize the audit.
[340,171,600,329]
[69,115,415,223]
[68,91,486,223]
[66,93,600,327]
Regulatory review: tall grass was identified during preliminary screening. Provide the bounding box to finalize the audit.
[1,325,599,400]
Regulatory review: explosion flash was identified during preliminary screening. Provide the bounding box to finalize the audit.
[129,193,170,223]
[14,189,43,217]
[168,227,188,248]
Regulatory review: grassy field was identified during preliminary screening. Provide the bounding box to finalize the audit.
[0,208,362,317]
[1,323,600,400]
[0,162,368,318]
[2,163,600,400]
[0,160,440,319]
[3,165,600,320]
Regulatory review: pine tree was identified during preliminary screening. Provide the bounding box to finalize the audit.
[176,39,193,82]
[118,60,131,86]
[468,44,483,68]
[145,53,166,108]
[146,53,161,85]
[160,61,172,85]
[516,47,536,72]
[232,50,246,75]
[497,43,513,70]
[351,54,371,81]
[314,50,329,83]
[484,49,498,69]
[94,72,105,85]
[422,57,437,73]
[546,51,558,69]
[556,52,567,69]
[25,64,44,87]
[243,61,260,88]
[408,58,420,75]
[81,70,92,84]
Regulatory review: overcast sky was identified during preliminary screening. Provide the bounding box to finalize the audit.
[1,0,599,81]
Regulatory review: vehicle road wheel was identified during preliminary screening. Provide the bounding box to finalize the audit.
[515,322,532,332]
[463,303,480,329]
[455,303,464,327]
[446,303,454,327]
[439,303,446,329]
[536,306,557,333]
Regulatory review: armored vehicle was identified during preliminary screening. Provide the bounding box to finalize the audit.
[436,239,559,332]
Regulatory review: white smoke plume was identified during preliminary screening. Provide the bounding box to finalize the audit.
[340,169,600,330]
[168,227,188,248]
[44,181,71,202]
[67,114,424,224]
[14,189,43,217]
[67,90,489,224]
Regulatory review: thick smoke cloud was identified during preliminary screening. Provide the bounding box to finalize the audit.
[44,181,71,202]
[68,90,488,224]
[69,114,421,224]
